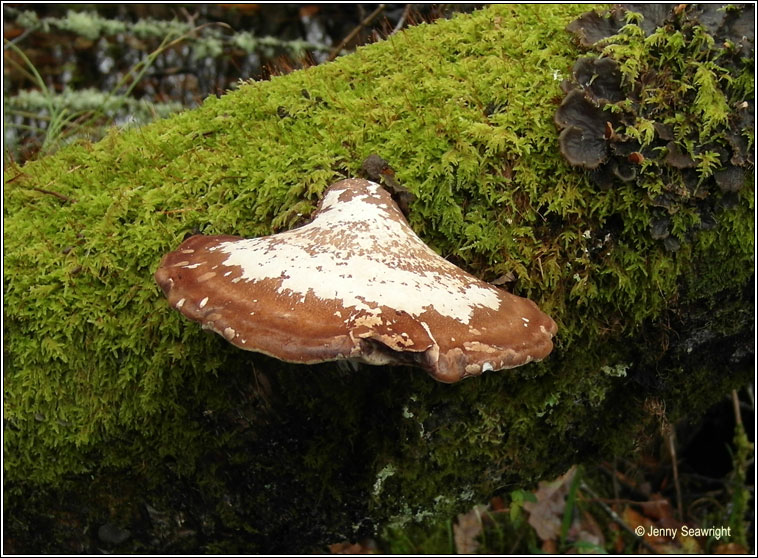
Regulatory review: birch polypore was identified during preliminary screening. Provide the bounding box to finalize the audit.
[155,179,557,383]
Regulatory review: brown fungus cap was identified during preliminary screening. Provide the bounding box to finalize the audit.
[155,179,557,383]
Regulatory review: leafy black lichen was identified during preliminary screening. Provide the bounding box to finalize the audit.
[561,3,754,251]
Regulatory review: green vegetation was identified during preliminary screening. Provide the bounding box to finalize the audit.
[4,6,332,160]
[727,399,753,548]
[4,4,752,552]
[4,37,185,158]
[9,7,328,56]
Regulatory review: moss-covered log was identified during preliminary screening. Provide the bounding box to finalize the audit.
[4,4,753,553]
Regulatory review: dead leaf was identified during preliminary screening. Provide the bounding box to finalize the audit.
[637,493,675,523]
[523,467,576,541]
[453,504,488,554]
[568,508,605,549]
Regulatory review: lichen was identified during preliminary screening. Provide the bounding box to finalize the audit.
[3,4,753,553]
[373,464,397,497]
[560,4,754,251]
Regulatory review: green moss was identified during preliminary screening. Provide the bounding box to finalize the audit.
[4,4,753,552]
[560,5,753,258]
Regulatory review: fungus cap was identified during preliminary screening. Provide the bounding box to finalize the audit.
[155,179,557,383]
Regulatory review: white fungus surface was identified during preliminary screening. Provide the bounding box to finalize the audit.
[213,181,501,324]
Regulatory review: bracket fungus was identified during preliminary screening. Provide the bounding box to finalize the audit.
[155,179,557,383]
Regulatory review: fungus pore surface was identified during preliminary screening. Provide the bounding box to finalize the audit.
[155,179,557,383]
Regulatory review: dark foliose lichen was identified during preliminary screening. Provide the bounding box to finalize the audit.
[559,3,754,251]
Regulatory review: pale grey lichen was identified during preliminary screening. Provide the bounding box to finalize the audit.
[372,463,397,497]
[601,362,630,377]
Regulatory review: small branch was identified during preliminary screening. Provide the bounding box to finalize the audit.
[3,26,36,50]
[666,425,684,521]
[327,4,386,62]
[5,172,28,185]
[732,389,743,427]
[30,187,76,203]
[390,4,412,35]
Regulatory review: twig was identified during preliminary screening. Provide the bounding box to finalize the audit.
[732,389,743,427]
[580,481,660,554]
[666,425,684,520]
[598,461,650,501]
[5,172,28,185]
[327,4,386,61]
[30,187,76,203]
[3,26,36,50]
[744,384,754,410]
[390,4,412,35]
